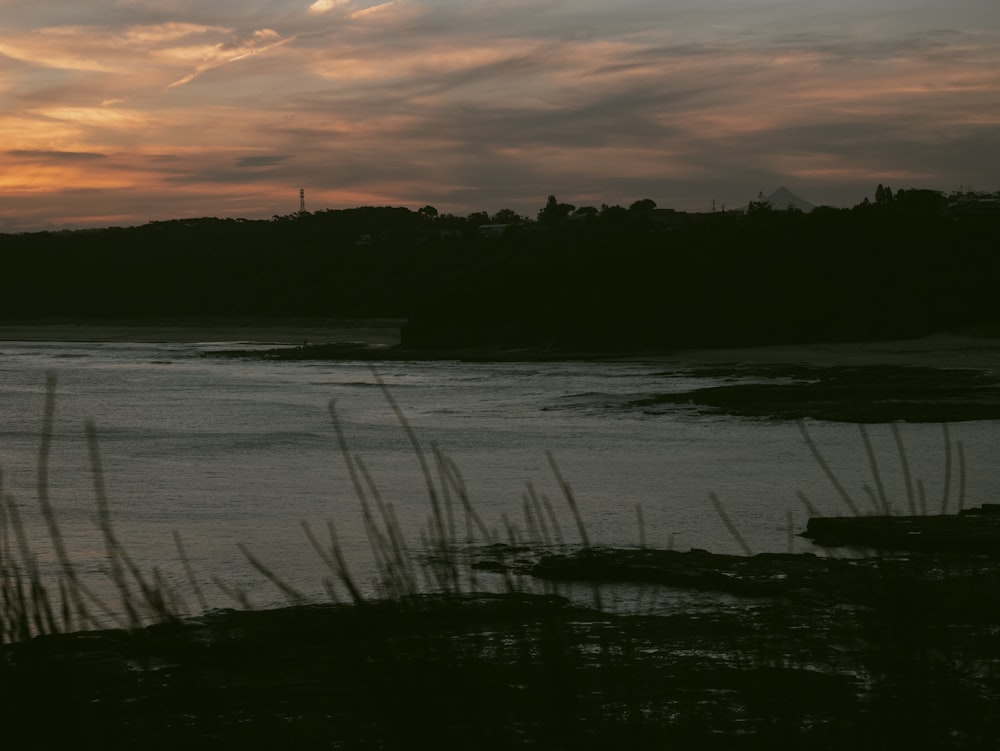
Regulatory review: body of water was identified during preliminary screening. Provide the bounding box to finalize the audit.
[1,339,996,616]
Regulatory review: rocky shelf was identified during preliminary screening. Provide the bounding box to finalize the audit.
[630,364,1000,422]
[801,503,1000,553]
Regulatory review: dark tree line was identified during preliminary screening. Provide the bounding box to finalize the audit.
[1,190,998,351]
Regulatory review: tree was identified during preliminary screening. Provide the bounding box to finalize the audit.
[893,189,947,216]
[598,204,628,224]
[747,191,773,214]
[491,208,524,224]
[875,184,894,206]
[418,205,439,219]
[628,198,657,212]
[537,195,575,227]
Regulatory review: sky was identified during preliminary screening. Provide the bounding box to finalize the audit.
[1,0,998,231]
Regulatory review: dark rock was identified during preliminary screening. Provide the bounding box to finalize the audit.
[802,508,1000,554]
[630,364,1000,422]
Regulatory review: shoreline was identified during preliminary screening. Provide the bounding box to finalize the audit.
[2,320,1000,373]
[667,331,1000,374]
[0,318,406,346]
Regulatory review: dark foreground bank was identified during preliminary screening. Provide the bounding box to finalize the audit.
[4,511,1000,750]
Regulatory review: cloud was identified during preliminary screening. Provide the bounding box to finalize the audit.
[123,22,221,43]
[29,105,152,131]
[0,27,122,73]
[166,28,293,88]
[350,1,401,20]
[306,0,403,20]
[2,0,999,230]
[8,149,108,160]
[236,155,290,168]
[308,0,347,14]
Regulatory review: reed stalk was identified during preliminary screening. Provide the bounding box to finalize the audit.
[797,420,861,516]
[891,422,917,515]
[710,492,753,556]
[546,451,589,547]
[859,425,891,515]
[940,423,953,514]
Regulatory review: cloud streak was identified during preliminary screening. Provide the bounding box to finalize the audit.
[166,28,294,89]
[1,0,998,230]
[8,149,108,160]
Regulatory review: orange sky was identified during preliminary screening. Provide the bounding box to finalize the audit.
[1,0,998,231]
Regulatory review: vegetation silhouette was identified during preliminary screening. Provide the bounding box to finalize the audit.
[2,187,998,352]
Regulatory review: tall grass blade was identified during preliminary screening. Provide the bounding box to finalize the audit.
[940,423,953,514]
[86,420,143,627]
[237,542,307,605]
[212,576,253,610]
[354,454,418,596]
[863,485,881,514]
[546,451,589,547]
[797,420,861,516]
[300,519,364,604]
[173,530,209,614]
[369,368,448,553]
[328,391,427,597]
[957,441,967,512]
[327,398,375,513]
[525,482,552,546]
[859,425,891,515]
[541,494,565,546]
[436,447,492,544]
[432,443,457,547]
[36,372,86,620]
[786,510,795,554]
[710,492,753,556]
[523,496,542,545]
[891,422,917,515]
[796,490,822,518]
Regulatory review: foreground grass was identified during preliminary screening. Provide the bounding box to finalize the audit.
[2,373,999,748]
[4,556,999,749]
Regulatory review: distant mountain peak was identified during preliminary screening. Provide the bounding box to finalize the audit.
[765,186,814,213]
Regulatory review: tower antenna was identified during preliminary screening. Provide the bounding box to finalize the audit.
[299,188,306,214]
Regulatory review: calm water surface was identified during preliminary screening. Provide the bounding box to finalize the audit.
[1,339,996,614]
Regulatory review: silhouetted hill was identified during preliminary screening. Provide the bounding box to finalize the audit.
[1,192,998,352]
[766,187,814,213]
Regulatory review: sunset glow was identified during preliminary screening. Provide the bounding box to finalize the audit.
[1,0,998,231]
